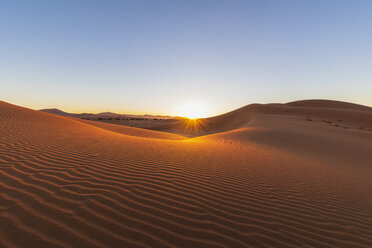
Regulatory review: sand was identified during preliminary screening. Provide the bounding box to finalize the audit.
[0,100,371,247]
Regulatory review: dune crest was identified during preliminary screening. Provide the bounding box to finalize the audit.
[0,100,371,248]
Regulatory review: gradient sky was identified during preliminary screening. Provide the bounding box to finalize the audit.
[1,0,372,116]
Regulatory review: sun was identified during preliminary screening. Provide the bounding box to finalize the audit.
[177,102,209,119]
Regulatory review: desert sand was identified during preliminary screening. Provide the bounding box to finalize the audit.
[0,100,371,247]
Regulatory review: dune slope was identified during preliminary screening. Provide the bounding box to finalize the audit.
[0,100,371,248]
[146,99,372,137]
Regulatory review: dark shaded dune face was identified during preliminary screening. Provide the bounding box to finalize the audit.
[1,101,372,248]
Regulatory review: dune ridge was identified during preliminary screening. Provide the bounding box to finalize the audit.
[140,99,372,137]
[0,100,371,248]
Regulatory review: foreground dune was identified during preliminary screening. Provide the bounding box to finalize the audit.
[0,100,371,248]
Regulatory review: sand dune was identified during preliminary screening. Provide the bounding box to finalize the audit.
[287,99,372,111]
[0,100,371,247]
[76,118,185,140]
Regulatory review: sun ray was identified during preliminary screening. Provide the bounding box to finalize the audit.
[179,117,210,136]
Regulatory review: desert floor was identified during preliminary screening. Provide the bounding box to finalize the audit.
[0,100,371,247]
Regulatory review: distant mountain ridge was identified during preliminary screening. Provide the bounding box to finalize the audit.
[39,108,174,119]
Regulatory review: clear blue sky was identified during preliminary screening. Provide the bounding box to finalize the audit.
[1,0,371,116]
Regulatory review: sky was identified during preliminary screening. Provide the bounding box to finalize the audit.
[1,0,372,117]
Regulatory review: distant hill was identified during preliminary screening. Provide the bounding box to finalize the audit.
[39,108,174,120]
[39,108,83,117]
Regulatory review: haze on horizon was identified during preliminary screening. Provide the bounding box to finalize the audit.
[1,0,372,117]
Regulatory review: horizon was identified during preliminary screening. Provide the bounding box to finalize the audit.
[35,98,372,118]
[1,0,372,117]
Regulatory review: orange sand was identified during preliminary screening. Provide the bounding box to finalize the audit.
[0,100,371,247]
